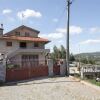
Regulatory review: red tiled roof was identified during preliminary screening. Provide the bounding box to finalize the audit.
[0,36,50,43]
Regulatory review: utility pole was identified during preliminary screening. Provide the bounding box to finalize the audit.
[66,0,72,76]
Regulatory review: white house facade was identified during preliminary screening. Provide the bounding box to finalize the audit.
[0,25,50,67]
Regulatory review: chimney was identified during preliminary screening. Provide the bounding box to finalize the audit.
[0,24,3,36]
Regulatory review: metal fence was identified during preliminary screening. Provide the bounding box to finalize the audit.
[6,59,47,69]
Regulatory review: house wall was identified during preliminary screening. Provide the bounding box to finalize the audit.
[8,28,38,37]
[39,53,45,65]
[27,42,44,49]
[0,40,19,55]
[0,40,45,55]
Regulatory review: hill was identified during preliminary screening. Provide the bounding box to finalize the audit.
[75,52,100,61]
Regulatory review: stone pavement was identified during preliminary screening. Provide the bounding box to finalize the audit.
[0,77,100,100]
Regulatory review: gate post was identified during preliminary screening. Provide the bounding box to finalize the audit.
[60,59,66,76]
[47,59,53,77]
[3,57,6,82]
[0,54,6,82]
[81,67,84,79]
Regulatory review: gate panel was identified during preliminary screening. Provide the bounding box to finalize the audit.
[53,65,60,75]
[6,66,48,82]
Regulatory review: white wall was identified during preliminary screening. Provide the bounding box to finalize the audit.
[0,40,19,55]
[0,40,45,55]
[39,53,45,65]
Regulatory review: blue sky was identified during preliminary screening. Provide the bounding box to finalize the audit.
[0,0,100,54]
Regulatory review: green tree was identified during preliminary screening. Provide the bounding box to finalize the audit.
[69,53,75,62]
[51,45,75,63]
[60,45,66,59]
[80,58,88,64]
[53,45,59,59]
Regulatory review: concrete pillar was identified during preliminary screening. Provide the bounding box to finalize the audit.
[3,58,6,82]
[0,54,6,82]
[60,59,66,76]
[81,67,84,79]
[47,59,53,77]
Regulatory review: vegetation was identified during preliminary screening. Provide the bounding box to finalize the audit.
[87,79,100,86]
[74,74,100,86]
[51,45,75,62]
[79,57,96,64]
[75,52,100,64]
[6,64,20,69]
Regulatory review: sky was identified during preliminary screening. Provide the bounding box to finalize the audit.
[0,0,100,54]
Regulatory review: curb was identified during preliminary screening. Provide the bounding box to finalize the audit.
[81,80,100,92]
[69,76,100,92]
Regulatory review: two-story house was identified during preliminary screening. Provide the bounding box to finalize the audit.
[0,25,50,67]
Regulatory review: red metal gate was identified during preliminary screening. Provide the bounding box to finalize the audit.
[53,65,60,75]
[6,65,48,82]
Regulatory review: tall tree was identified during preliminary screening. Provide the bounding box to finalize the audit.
[53,45,59,59]
[60,45,66,59]
[51,45,75,63]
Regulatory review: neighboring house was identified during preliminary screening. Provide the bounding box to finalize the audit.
[0,24,50,67]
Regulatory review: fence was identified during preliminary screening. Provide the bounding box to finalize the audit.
[6,65,48,82]
[6,59,66,82]
[82,66,100,73]
[81,65,100,79]
[6,59,48,82]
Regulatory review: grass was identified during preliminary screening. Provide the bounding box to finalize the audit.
[85,79,100,86]
[73,74,100,86]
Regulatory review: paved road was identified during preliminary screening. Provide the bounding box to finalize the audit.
[0,77,100,100]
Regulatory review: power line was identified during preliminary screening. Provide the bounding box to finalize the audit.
[54,6,66,29]
[54,0,75,30]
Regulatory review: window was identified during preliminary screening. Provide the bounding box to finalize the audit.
[15,32,20,36]
[25,32,30,37]
[6,42,12,47]
[22,55,39,67]
[34,43,39,47]
[20,42,27,48]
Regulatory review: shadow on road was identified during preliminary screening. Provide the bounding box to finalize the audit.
[4,76,80,87]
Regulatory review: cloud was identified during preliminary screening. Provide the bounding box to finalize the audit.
[70,26,83,34]
[39,32,64,40]
[39,25,83,40]
[56,28,66,33]
[17,9,42,20]
[56,26,83,35]
[89,27,100,34]
[2,9,12,14]
[80,39,100,45]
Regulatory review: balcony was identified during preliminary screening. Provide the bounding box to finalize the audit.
[7,48,50,58]
[17,48,50,53]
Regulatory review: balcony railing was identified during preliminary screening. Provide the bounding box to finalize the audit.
[18,48,50,53]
